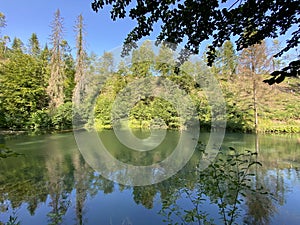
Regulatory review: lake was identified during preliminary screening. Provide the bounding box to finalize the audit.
[0,130,300,225]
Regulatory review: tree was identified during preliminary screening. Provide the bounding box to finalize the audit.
[11,37,24,53]
[238,41,272,133]
[210,40,237,79]
[0,53,48,128]
[91,0,300,83]
[155,43,176,77]
[60,40,75,102]
[220,40,237,77]
[47,9,65,109]
[73,14,87,104]
[28,33,41,57]
[0,35,10,60]
[0,12,6,34]
[130,40,155,77]
[0,12,8,59]
[40,44,51,64]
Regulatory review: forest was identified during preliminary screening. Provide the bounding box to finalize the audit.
[0,10,299,134]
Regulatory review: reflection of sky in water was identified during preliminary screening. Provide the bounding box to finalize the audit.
[270,169,300,225]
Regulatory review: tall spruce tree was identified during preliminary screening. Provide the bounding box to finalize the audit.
[47,9,65,109]
[0,12,6,35]
[28,33,41,57]
[0,12,8,60]
[73,14,87,104]
[11,37,24,53]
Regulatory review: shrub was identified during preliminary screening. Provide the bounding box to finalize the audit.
[27,109,52,131]
[51,102,73,130]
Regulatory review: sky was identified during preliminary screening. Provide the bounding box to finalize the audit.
[0,0,159,56]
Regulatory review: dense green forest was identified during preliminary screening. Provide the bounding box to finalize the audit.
[0,11,299,134]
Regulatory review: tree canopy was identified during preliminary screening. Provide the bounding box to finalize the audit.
[91,0,299,84]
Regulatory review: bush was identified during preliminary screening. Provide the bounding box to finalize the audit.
[27,109,52,131]
[51,102,73,130]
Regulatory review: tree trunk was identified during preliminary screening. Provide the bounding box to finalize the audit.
[252,65,258,133]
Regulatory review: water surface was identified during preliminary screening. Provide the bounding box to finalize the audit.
[0,131,299,225]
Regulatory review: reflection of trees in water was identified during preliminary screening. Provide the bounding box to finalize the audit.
[45,145,115,225]
[133,185,157,209]
[243,136,277,225]
[0,135,48,222]
[73,152,89,225]
[155,135,296,225]
[157,147,271,225]
[155,144,290,225]
[0,133,300,224]
[45,140,71,225]
[243,135,277,225]
[0,134,23,159]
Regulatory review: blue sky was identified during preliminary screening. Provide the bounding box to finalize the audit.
[0,0,159,56]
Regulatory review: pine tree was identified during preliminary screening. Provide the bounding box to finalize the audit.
[221,41,237,77]
[0,35,10,60]
[40,44,51,63]
[0,12,6,34]
[0,12,8,59]
[47,9,65,109]
[73,14,87,105]
[11,37,24,53]
[28,33,41,57]
[211,40,237,78]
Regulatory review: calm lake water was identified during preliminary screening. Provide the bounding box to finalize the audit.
[0,130,300,225]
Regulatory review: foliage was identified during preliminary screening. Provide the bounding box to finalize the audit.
[0,12,6,31]
[0,215,20,225]
[51,102,73,130]
[27,109,52,131]
[11,38,24,53]
[91,0,300,81]
[60,40,76,102]
[90,41,300,132]
[160,147,267,225]
[27,33,41,57]
[0,52,48,129]
[264,59,300,85]
[0,8,299,133]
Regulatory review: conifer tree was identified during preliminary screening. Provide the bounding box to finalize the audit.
[11,37,24,53]
[47,9,65,109]
[0,12,6,34]
[73,14,87,104]
[28,33,41,57]
[0,12,8,59]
